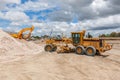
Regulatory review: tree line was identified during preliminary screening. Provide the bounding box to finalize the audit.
[99,32,120,37]
[31,32,120,40]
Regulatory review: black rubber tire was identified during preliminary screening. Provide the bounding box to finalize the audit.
[44,44,53,52]
[52,46,57,51]
[75,46,85,55]
[85,46,96,56]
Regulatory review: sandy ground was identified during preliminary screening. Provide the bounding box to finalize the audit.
[0,30,120,80]
[0,40,120,80]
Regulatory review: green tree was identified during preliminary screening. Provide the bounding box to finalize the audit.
[117,32,120,37]
[99,34,106,37]
[99,32,120,37]
[110,32,117,37]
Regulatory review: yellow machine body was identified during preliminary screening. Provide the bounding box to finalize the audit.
[71,31,111,53]
[10,26,34,39]
[44,30,112,56]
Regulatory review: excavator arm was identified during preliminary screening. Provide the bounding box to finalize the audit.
[11,26,34,39]
[18,25,34,39]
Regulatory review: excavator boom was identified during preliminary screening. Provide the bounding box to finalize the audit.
[11,25,34,39]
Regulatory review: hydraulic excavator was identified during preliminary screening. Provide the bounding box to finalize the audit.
[10,26,34,40]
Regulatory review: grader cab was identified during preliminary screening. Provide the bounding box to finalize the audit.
[71,30,85,46]
[44,30,112,56]
[71,30,112,56]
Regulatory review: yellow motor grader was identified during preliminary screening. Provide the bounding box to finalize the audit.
[10,26,34,40]
[44,30,112,56]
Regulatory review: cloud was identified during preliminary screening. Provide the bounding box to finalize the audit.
[0,0,20,4]
[0,0,120,37]
[0,0,20,10]
[47,0,120,22]
[5,0,56,12]
[0,12,4,18]
[34,13,120,36]
[79,14,120,27]
[87,0,120,19]
[0,11,29,27]
[5,11,29,21]
[89,25,120,30]
[109,0,120,5]
[47,0,95,21]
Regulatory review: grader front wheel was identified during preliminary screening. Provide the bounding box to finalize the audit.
[44,44,53,52]
[75,46,85,55]
[52,46,57,51]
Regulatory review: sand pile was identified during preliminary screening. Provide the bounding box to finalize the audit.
[0,29,43,56]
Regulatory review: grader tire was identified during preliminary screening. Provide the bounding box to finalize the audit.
[75,46,85,55]
[52,46,57,51]
[85,46,96,56]
[44,44,53,52]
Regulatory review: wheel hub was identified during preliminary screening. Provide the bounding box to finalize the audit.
[46,46,51,51]
[87,48,93,54]
[77,48,82,53]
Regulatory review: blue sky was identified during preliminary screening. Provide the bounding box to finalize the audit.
[21,0,29,4]
[0,0,61,34]
[0,0,120,36]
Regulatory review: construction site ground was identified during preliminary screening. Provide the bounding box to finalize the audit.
[0,30,120,80]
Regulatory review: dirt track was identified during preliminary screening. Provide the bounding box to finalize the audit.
[0,41,120,80]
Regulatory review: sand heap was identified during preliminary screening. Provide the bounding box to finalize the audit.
[0,30,43,56]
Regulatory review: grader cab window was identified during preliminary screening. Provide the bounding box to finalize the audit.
[72,33,80,44]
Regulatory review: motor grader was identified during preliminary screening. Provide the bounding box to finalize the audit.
[10,25,34,40]
[44,30,112,56]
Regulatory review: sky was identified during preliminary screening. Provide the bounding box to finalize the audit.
[0,0,120,37]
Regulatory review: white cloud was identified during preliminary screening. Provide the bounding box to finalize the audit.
[0,0,20,4]
[0,10,30,27]
[91,0,108,15]
[0,0,120,37]
[10,22,21,26]
[0,0,20,10]
[33,14,120,36]
[31,22,42,27]
[3,0,20,4]
[6,0,55,12]
[80,14,120,28]
[0,12,4,18]
[0,11,29,22]
[20,1,50,11]
[5,11,29,21]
